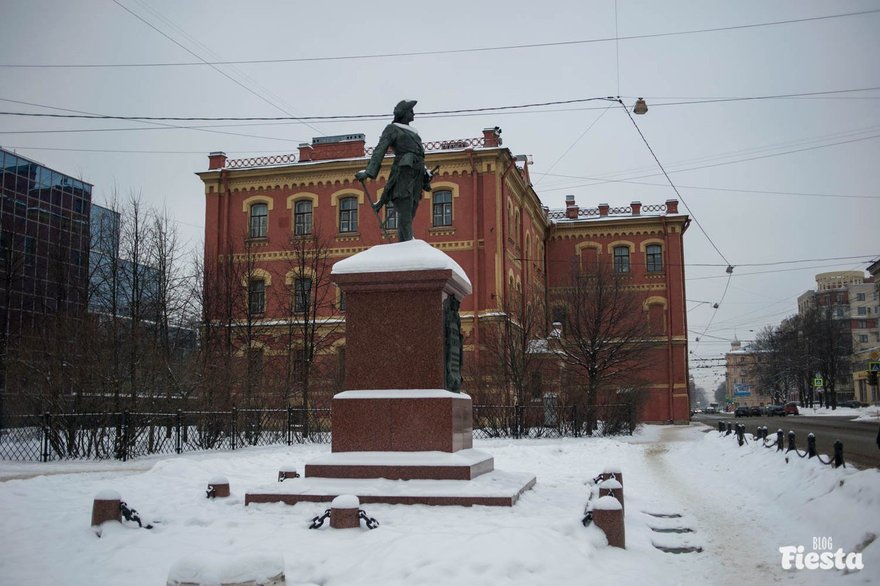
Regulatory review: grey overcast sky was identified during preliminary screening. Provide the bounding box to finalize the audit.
[2,0,879,392]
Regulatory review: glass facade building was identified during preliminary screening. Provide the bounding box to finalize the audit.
[1,148,93,337]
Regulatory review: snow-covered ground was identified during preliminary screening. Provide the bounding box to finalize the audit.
[797,405,880,423]
[1,424,877,585]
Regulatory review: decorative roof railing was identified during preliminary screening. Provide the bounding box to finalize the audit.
[545,203,667,220]
[365,137,486,156]
[222,136,488,169]
[226,154,297,169]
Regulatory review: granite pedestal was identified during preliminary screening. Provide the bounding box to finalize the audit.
[245,241,534,506]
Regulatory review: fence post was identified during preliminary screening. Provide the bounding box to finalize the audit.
[573,405,580,438]
[807,433,816,458]
[231,407,237,451]
[287,406,293,446]
[718,421,725,433]
[175,409,182,454]
[833,440,845,468]
[787,430,796,453]
[122,410,130,462]
[41,411,51,463]
[776,429,784,451]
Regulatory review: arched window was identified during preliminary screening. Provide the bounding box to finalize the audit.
[248,279,266,315]
[249,203,268,238]
[613,246,630,273]
[646,244,663,273]
[432,190,452,226]
[385,200,398,230]
[339,197,358,233]
[294,200,312,235]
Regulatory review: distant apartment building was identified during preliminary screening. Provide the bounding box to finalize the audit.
[852,260,880,404]
[724,338,773,408]
[798,270,879,402]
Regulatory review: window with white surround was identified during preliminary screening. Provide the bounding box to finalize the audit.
[294,200,312,235]
[432,190,452,227]
[249,279,265,315]
[339,197,358,233]
[613,246,630,273]
[249,203,268,238]
[385,200,398,230]
[646,244,663,273]
[294,277,312,313]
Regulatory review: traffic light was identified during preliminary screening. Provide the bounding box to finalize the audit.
[869,370,878,386]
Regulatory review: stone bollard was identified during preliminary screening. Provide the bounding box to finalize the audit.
[91,489,122,527]
[207,476,230,499]
[598,478,624,512]
[599,466,623,489]
[592,495,625,549]
[330,495,361,529]
[277,468,300,482]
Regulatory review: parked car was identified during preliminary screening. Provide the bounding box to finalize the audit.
[839,400,864,409]
[704,407,717,414]
[765,404,786,417]
[749,406,762,417]
[734,406,750,417]
[784,402,800,415]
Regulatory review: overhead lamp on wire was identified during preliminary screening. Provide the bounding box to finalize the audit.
[633,98,648,115]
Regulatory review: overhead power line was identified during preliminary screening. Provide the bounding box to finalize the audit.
[2,8,877,68]
[2,87,878,122]
[111,0,323,135]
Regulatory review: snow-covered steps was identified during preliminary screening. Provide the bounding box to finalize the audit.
[641,511,704,554]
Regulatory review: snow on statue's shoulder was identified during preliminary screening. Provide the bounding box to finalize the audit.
[332,239,472,294]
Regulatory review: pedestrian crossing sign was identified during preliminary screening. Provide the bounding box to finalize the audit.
[869,361,880,372]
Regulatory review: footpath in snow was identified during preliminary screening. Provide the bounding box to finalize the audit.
[0,424,877,585]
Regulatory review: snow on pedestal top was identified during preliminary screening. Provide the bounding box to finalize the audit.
[332,494,360,509]
[592,496,623,511]
[331,239,472,295]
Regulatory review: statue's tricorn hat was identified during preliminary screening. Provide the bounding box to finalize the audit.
[393,99,417,118]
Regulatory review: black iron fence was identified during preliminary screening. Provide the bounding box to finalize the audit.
[472,403,635,439]
[0,403,633,462]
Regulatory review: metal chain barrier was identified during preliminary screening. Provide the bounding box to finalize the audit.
[358,510,380,530]
[120,501,153,529]
[308,509,331,529]
[720,420,845,468]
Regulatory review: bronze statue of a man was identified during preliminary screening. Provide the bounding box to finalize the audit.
[356,99,433,242]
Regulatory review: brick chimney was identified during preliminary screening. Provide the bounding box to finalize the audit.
[598,203,610,217]
[482,127,502,147]
[666,199,679,213]
[303,134,366,162]
[631,201,641,215]
[298,143,313,162]
[208,152,227,170]
[565,195,579,219]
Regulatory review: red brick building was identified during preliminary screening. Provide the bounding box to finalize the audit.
[196,128,691,423]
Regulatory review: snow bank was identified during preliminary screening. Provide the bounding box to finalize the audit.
[167,552,284,585]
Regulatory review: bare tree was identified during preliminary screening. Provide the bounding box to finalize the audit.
[146,206,198,404]
[473,283,549,432]
[805,306,851,409]
[553,262,656,433]
[276,225,343,430]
